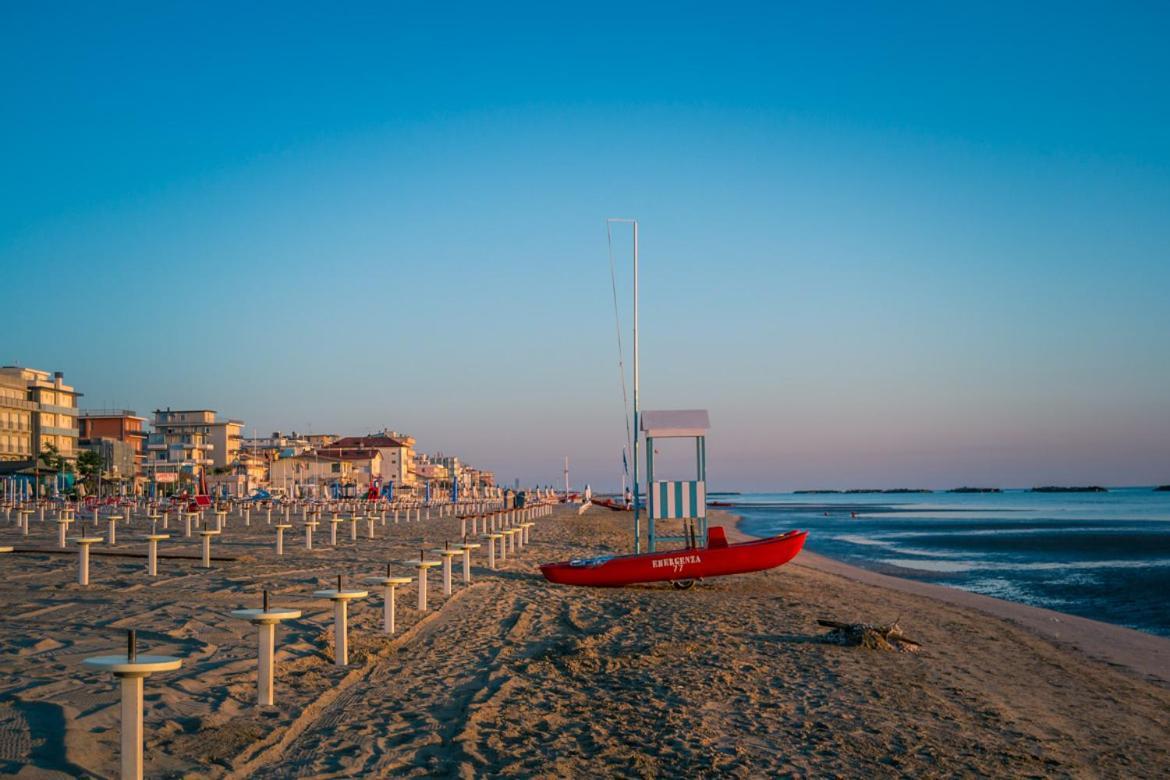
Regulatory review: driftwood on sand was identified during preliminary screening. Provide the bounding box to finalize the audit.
[818,619,921,653]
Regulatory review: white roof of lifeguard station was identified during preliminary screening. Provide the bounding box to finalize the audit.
[639,409,710,438]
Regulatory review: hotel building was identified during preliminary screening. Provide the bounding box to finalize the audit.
[268,448,382,497]
[0,367,81,463]
[0,373,35,463]
[145,409,245,480]
[326,431,416,488]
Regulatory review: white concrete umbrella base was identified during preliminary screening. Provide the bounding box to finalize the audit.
[199,530,220,568]
[484,534,502,569]
[362,576,412,634]
[457,543,480,583]
[274,524,291,555]
[143,534,169,576]
[55,518,72,548]
[73,537,103,585]
[431,550,462,596]
[311,590,368,666]
[230,608,302,705]
[82,654,183,780]
[402,561,441,611]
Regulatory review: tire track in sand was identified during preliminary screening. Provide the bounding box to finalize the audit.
[225,581,488,779]
[251,580,542,778]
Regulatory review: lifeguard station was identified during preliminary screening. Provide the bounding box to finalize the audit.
[640,409,709,552]
[541,222,809,587]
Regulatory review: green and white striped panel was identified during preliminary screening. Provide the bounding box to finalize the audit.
[649,480,706,519]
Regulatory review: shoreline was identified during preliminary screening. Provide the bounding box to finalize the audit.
[724,509,1170,686]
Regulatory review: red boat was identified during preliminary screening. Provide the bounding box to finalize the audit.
[540,526,807,587]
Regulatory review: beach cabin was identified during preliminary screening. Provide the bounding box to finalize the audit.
[640,409,709,552]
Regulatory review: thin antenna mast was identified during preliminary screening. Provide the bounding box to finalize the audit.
[632,220,640,553]
[606,217,640,553]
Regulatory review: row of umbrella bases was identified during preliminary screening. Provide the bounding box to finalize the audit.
[2,497,508,528]
[4,501,542,582]
[1,500,555,780]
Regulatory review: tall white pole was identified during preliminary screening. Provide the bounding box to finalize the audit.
[632,219,640,554]
[563,456,569,496]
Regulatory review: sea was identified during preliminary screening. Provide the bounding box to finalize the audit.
[726,488,1170,637]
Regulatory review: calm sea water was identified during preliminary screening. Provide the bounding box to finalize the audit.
[728,488,1170,636]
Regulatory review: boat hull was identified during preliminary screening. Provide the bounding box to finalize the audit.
[540,529,807,587]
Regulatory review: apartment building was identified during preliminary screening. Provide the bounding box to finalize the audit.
[326,431,416,488]
[269,448,382,496]
[79,409,147,477]
[0,367,81,463]
[145,408,245,479]
[0,374,35,463]
[79,437,137,481]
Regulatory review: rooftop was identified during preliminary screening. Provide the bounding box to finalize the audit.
[80,409,146,420]
[329,435,409,449]
[640,409,711,438]
[297,448,381,462]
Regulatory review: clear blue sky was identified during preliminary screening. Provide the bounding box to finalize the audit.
[2,2,1168,490]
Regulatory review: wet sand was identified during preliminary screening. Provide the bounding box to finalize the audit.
[1,505,1168,777]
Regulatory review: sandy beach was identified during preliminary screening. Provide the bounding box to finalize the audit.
[1,504,1169,778]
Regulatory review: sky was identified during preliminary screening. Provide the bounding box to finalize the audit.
[2,2,1168,491]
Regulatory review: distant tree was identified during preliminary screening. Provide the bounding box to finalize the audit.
[76,449,104,483]
[39,443,74,475]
